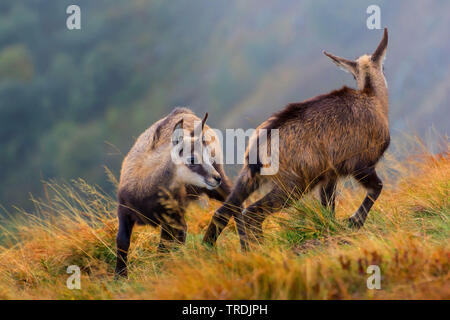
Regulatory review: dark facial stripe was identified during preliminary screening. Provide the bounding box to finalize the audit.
[188,163,208,177]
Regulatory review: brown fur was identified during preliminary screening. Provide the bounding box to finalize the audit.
[204,28,390,250]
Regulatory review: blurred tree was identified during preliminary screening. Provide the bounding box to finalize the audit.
[0,44,34,82]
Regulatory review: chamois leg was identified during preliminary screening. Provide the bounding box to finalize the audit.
[203,167,258,246]
[239,188,284,251]
[115,206,135,278]
[157,216,187,253]
[320,179,337,215]
[349,168,383,228]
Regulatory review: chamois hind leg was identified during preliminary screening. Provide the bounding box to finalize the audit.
[239,187,285,251]
[349,167,383,228]
[157,215,187,253]
[203,167,259,246]
[320,178,337,215]
[115,205,135,278]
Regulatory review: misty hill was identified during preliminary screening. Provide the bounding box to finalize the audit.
[0,0,448,209]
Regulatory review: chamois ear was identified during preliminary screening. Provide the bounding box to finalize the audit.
[172,118,184,146]
[323,51,357,75]
[371,28,388,64]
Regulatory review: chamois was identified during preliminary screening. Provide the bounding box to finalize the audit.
[203,28,390,250]
[116,107,231,277]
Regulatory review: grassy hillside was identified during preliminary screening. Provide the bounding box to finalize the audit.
[0,141,448,299]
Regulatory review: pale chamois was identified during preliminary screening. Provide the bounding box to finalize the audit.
[203,28,390,250]
[116,107,231,276]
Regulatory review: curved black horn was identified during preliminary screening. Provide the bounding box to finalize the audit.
[201,112,209,130]
[372,28,388,63]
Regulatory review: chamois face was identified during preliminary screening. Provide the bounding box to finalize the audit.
[323,28,388,92]
[171,114,222,190]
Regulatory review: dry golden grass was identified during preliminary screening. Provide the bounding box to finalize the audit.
[0,140,448,299]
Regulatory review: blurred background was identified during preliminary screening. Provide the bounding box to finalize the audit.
[0,0,448,211]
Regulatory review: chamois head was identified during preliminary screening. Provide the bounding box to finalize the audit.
[171,113,222,190]
[323,28,388,92]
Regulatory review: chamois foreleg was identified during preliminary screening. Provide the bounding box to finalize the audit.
[349,167,382,228]
[320,178,337,215]
[115,206,135,278]
[203,167,258,246]
[239,187,284,251]
[157,216,187,252]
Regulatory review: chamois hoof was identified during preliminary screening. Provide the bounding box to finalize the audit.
[114,269,128,279]
[202,232,217,247]
[347,216,364,229]
[202,239,216,250]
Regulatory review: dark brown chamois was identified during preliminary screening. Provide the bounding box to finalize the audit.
[116,107,231,276]
[203,28,390,250]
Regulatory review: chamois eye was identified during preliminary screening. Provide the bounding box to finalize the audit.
[187,156,196,165]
